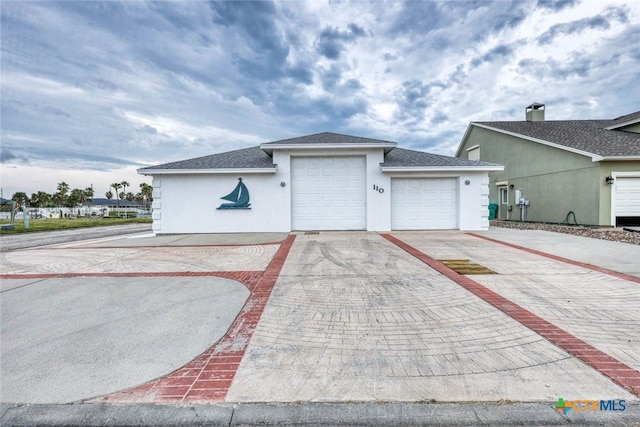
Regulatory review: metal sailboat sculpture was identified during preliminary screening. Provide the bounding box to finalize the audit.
[217,178,251,209]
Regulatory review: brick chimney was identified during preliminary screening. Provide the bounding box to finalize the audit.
[526,103,545,122]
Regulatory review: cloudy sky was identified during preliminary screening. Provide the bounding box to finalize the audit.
[2,0,639,199]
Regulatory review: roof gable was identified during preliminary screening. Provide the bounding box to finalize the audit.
[261,131,397,146]
[458,111,640,159]
[260,131,397,154]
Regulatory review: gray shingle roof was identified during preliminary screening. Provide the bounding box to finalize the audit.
[382,147,500,167]
[261,131,397,146]
[139,146,276,171]
[475,113,640,157]
[140,133,501,172]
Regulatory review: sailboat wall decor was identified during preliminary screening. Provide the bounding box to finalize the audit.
[217,178,251,209]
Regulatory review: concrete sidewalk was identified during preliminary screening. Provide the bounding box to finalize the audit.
[475,228,640,277]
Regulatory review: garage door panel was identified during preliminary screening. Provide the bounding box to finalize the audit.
[292,157,366,230]
[391,178,458,230]
[615,177,640,216]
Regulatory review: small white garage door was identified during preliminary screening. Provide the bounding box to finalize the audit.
[291,157,366,230]
[391,178,458,230]
[615,177,640,217]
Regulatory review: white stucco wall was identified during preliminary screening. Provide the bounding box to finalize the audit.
[146,148,492,233]
[151,172,290,233]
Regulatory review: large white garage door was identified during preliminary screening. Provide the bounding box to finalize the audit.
[291,157,366,230]
[391,178,458,230]
[615,176,640,222]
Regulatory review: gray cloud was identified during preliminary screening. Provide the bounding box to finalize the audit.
[316,23,367,59]
[538,5,629,45]
[470,43,519,68]
[537,0,580,12]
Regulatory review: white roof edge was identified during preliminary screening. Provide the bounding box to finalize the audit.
[380,165,504,173]
[137,167,277,175]
[604,117,640,130]
[454,123,474,157]
[260,142,397,151]
[599,156,640,161]
[471,123,604,161]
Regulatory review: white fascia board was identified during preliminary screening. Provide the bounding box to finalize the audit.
[471,123,605,161]
[381,165,504,173]
[605,118,640,130]
[454,124,474,157]
[600,156,640,161]
[137,167,277,175]
[261,142,397,154]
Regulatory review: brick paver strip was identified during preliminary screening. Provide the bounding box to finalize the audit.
[467,232,640,284]
[381,233,640,397]
[0,271,263,280]
[101,234,297,403]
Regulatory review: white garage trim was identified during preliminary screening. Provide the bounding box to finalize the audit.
[611,172,640,226]
[391,178,458,230]
[291,156,366,230]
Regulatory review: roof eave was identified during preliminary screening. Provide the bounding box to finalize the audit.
[137,167,278,175]
[380,165,504,173]
[605,118,640,130]
[600,156,640,161]
[471,123,604,161]
[260,142,397,155]
[454,123,475,157]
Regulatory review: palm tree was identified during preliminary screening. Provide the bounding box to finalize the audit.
[84,186,94,204]
[55,182,69,207]
[110,182,122,207]
[56,182,69,197]
[120,181,129,201]
[139,182,153,209]
[68,188,85,208]
[105,190,113,200]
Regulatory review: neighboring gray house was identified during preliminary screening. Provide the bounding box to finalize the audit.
[456,104,640,227]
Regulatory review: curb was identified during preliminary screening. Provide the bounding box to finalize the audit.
[1,402,639,426]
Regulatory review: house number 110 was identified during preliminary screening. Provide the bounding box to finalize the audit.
[373,185,384,193]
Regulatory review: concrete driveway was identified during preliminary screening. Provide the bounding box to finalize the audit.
[227,232,638,402]
[1,228,638,407]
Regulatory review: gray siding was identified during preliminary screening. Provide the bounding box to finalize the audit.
[461,126,601,225]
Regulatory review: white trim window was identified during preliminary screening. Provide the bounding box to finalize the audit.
[467,145,480,161]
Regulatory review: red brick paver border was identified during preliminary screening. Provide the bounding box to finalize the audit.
[467,232,640,284]
[381,233,640,397]
[101,234,297,403]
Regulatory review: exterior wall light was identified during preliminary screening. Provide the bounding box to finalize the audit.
[280,181,286,187]
[605,176,615,185]
[464,180,471,185]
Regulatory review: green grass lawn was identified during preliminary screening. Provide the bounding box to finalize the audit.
[0,217,152,234]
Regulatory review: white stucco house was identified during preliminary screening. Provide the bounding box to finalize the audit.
[138,132,503,234]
